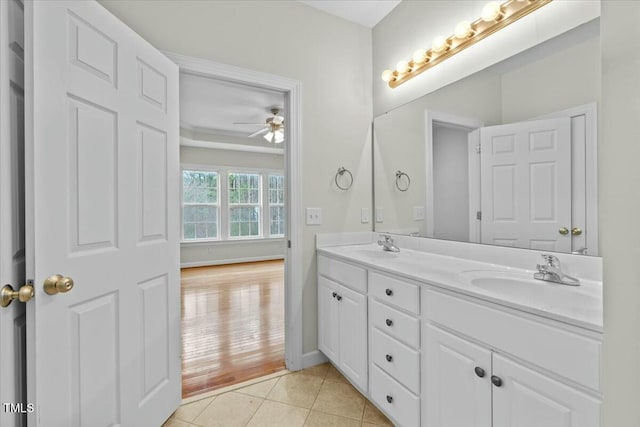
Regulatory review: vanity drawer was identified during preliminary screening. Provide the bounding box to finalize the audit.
[370,364,420,427]
[370,327,420,394]
[369,271,420,315]
[317,255,367,293]
[370,298,420,349]
[425,290,602,392]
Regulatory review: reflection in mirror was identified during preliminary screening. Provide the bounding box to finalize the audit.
[373,20,599,255]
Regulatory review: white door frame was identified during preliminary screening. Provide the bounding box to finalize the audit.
[424,110,484,239]
[163,52,304,371]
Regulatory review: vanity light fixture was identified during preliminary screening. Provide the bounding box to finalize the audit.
[380,0,552,88]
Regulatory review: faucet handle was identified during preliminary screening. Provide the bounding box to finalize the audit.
[541,253,560,267]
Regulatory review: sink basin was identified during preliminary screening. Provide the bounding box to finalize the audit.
[457,269,600,309]
[338,245,399,260]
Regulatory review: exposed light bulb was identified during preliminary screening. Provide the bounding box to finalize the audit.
[481,1,502,22]
[431,36,448,53]
[412,49,427,64]
[454,20,473,39]
[396,60,410,74]
[381,69,394,82]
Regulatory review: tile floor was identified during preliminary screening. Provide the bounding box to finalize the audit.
[164,363,394,427]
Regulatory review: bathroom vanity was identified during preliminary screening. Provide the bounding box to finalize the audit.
[317,234,602,427]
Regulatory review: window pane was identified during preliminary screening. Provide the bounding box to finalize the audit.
[229,173,260,205]
[183,171,217,204]
[183,204,217,240]
[269,206,285,237]
[229,206,260,237]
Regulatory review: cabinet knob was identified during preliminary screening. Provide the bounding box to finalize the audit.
[385,354,393,362]
[332,292,337,298]
[385,318,393,327]
[474,367,485,378]
[491,375,503,387]
[336,295,342,301]
[386,395,393,404]
[385,288,393,296]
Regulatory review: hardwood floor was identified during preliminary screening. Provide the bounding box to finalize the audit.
[181,260,286,398]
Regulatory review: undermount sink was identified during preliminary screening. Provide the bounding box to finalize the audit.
[457,269,600,308]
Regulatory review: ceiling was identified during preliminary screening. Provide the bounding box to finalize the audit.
[179,72,285,141]
[298,0,401,28]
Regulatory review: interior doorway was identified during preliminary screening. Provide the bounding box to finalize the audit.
[177,70,289,398]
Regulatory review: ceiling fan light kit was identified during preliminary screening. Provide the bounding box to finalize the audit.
[235,107,285,144]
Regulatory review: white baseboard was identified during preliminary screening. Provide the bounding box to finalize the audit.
[181,255,284,269]
[301,350,329,369]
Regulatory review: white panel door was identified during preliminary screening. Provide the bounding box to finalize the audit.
[317,276,340,363]
[25,2,180,426]
[337,284,367,391]
[492,354,601,427]
[0,1,27,426]
[424,324,492,427]
[480,118,571,252]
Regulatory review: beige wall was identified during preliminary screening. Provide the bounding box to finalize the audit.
[99,0,373,354]
[180,144,285,267]
[601,2,640,425]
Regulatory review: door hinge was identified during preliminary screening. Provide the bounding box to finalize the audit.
[287,240,291,248]
[476,211,482,220]
[475,145,481,154]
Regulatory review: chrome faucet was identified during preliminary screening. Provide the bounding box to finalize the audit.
[534,254,580,286]
[378,234,400,252]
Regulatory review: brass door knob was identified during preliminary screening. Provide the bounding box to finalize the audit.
[43,274,74,295]
[0,283,34,308]
[572,227,583,236]
[558,227,569,235]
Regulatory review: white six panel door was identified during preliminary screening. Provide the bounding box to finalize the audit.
[480,118,571,252]
[25,1,180,425]
[0,1,27,426]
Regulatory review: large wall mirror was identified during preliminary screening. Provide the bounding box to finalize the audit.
[373,19,599,255]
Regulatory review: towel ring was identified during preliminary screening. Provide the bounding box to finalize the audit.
[335,167,353,191]
[395,170,410,192]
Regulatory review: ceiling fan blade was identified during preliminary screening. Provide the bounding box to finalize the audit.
[273,115,284,125]
[248,127,269,138]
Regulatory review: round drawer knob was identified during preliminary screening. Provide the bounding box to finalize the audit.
[385,354,393,362]
[474,367,485,378]
[491,375,503,387]
[386,395,393,404]
[385,288,393,296]
[336,295,342,301]
[332,292,337,298]
[385,318,393,327]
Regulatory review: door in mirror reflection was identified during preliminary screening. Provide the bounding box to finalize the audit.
[479,118,571,252]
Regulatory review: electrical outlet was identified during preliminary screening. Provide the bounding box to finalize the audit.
[413,206,425,221]
[376,207,384,223]
[361,208,370,223]
[306,207,322,225]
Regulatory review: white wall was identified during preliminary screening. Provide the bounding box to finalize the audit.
[99,0,373,354]
[180,144,285,267]
[601,2,640,425]
[432,124,469,241]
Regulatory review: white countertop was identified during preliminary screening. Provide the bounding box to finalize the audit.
[317,243,603,333]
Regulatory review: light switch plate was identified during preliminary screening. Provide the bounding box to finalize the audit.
[413,206,425,221]
[306,207,322,225]
[376,207,384,223]
[361,208,370,224]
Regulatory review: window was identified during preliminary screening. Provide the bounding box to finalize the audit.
[268,174,285,237]
[182,170,218,240]
[228,172,261,238]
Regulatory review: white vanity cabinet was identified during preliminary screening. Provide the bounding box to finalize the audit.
[368,272,421,427]
[424,290,602,427]
[317,255,368,391]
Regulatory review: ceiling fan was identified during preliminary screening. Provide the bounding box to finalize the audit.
[234,107,285,144]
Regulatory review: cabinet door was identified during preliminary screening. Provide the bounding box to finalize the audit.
[424,324,492,427]
[492,354,601,427]
[338,284,368,391]
[318,276,340,363]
